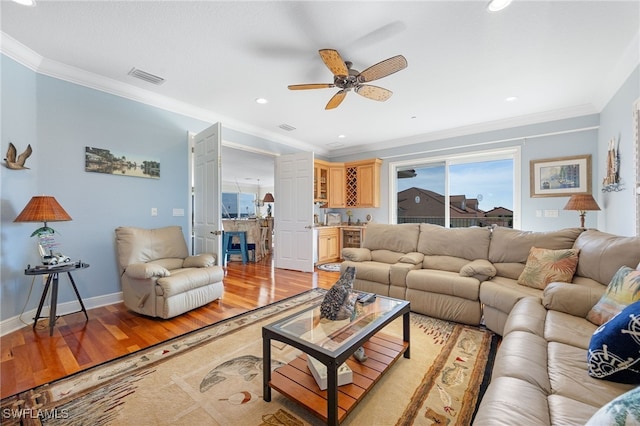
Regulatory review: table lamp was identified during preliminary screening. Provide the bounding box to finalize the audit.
[14,195,72,236]
[263,193,275,217]
[563,194,600,228]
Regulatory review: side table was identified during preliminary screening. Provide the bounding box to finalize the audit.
[25,262,90,336]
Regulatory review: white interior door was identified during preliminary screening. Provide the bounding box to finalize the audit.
[275,152,314,272]
[192,123,222,262]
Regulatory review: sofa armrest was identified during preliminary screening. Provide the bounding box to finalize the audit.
[399,252,424,265]
[390,262,421,287]
[460,259,496,281]
[124,263,170,279]
[342,248,372,262]
[183,253,216,268]
[543,282,603,317]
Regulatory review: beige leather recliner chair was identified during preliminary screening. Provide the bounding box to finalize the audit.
[115,226,224,319]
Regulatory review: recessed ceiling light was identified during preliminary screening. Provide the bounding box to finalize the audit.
[487,0,512,12]
[505,96,518,102]
[338,134,346,139]
[255,98,268,104]
[12,0,36,6]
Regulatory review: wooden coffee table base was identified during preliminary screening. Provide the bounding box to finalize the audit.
[269,332,409,424]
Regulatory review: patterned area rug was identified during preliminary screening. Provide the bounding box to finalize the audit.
[1,289,497,426]
[317,263,341,272]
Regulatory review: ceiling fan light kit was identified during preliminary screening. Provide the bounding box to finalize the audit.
[288,49,408,110]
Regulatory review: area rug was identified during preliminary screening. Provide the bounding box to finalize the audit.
[1,289,497,426]
[317,263,341,272]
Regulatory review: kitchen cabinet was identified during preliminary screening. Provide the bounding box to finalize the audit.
[345,158,382,208]
[317,227,340,264]
[328,164,346,208]
[315,158,380,209]
[314,160,329,206]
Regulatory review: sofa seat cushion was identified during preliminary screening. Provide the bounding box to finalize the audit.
[480,276,542,314]
[548,341,635,408]
[472,376,551,426]
[156,267,224,297]
[491,330,551,392]
[342,260,391,284]
[406,269,480,301]
[544,310,597,350]
[149,258,186,271]
[547,394,600,426]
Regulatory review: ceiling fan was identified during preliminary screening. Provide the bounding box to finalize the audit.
[288,49,408,110]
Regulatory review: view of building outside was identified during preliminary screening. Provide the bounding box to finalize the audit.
[397,159,514,228]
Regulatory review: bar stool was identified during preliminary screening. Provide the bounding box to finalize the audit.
[260,226,270,257]
[222,231,249,265]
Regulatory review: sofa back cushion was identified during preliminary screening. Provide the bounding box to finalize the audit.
[417,224,491,260]
[574,229,640,285]
[363,223,420,253]
[115,226,189,270]
[488,226,583,264]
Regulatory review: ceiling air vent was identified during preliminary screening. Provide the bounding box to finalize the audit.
[128,68,165,85]
[278,124,296,132]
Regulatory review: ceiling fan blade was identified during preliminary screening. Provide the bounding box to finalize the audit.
[355,85,393,102]
[359,55,408,82]
[325,90,347,110]
[288,83,334,90]
[319,49,349,76]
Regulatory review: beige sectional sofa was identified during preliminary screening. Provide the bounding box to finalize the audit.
[341,223,640,425]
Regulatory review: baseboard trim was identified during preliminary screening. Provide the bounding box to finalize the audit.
[0,292,123,336]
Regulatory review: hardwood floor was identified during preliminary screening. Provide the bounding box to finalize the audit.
[0,256,339,399]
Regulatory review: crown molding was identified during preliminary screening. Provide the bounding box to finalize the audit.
[0,32,328,156]
[330,104,599,158]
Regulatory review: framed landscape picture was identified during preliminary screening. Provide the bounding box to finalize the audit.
[530,154,591,197]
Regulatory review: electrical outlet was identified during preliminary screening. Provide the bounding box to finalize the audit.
[151,207,158,216]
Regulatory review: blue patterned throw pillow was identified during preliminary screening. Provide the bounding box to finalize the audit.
[588,300,640,384]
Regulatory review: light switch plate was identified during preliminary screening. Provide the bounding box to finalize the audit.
[173,208,185,217]
[544,209,559,217]
[151,207,158,216]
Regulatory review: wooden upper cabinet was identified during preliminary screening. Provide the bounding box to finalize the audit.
[345,158,382,208]
[328,165,345,208]
[315,158,381,208]
[314,160,329,206]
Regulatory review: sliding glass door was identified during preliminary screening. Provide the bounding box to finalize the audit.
[393,149,518,228]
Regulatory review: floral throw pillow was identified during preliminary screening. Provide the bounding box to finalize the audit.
[587,266,640,326]
[585,384,640,425]
[517,247,579,290]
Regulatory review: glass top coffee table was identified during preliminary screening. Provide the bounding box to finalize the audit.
[262,293,410,425]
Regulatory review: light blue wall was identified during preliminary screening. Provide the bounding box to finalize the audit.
[330,115,600,232]
[598,66,639,237]
[0,55,300,325]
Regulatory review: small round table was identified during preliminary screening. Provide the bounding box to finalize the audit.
[25,262,89,336]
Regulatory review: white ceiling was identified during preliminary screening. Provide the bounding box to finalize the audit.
[2,1,639,187]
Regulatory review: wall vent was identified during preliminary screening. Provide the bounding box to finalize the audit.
[128,68,165,85]
[278,123,296,132]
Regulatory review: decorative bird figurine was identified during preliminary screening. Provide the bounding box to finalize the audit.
[4,142,32,170]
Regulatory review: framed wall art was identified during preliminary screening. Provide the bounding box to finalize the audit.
[85,146,160,179]
[530,154,591,197]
